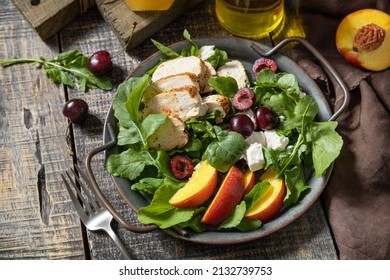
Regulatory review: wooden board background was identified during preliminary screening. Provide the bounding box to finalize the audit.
[0,1,85,259]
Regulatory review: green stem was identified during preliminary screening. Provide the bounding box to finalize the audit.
[278,133,304,177]
[0,58,42,66]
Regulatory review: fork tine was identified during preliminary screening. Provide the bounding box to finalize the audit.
[61,172,89,222]
[66,169,95,214]
[73,165,101,210]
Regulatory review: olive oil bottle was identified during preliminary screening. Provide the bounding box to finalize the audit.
[215,0,285,38]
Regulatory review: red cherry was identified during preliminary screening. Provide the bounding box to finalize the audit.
[62,98,89,123]
[87,50,113,75]
[254,106,279,130]
[229,114,254,138]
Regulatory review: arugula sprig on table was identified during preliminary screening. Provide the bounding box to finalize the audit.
[0,49,112,92]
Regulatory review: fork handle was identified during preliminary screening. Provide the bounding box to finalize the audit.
[104,226,133,260]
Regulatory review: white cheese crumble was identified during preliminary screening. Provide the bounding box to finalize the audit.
[245,142,265,172]
[245,131,266,146]
[263,130,289,151]
[199,45,215,61]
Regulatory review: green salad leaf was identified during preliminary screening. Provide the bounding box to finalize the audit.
[244,181,271,211]
[208,76,239,98]
[307,121,343,177]
[203,127,246,172]
[137,185,195,229]
[218,201,247,230]
[113,75,150,127]
[105,149,153,180]
[283,165,309,205]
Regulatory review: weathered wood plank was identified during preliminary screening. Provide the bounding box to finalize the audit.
[0,1,84,259]
[95,0,205,51]
[59,1,337,260]
[10,0,94,40]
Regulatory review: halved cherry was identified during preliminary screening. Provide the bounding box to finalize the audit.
[170,155,194,180]
[232,87,256,111]
[253,57,278,76]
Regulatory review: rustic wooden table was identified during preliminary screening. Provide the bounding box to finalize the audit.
[0,0,338,260]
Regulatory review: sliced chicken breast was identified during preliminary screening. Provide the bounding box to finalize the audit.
[148,114,188,151]
[217,60,248,89]
[201,61,216,94]
[202,94,230,119]
[151,56,212,94]
[142,85,207,122]
[143,73,200,102]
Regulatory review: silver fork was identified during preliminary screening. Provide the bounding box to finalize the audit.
[61,165,133,259]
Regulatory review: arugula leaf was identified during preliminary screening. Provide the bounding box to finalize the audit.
[218,201,262,231]
[132,177,184,195]
[284,166,310,205]
[113,75,150,127]
[203,127,246,172]
[205,48,228,68]
[276,73,300,93]
[125,75,151,123]
[154,150,177,181]
[182,29,198,56]
[178,207,206,232]
[255,69,278,84]
[235,218,262,231]
[117,123,142,146]
[150,39,180,59]
[141,114,168,144]
[208,76,238,99]
[244,181,271,211]
[186,118,217,139]
[131,177,165,195]
[306,122,343,177]
[218,201,247,229]
[282,95,318,133]
[137,185,195,229]
[105,149,153,180]
[0,49,112,92]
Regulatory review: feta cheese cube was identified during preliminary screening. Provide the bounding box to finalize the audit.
[199,45,215,61]
[245,131,266,146]
[264,130,289,151]
[246,143,265,172]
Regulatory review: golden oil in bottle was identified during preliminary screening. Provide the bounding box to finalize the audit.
[124,0,175,11]
[215,0,285,38]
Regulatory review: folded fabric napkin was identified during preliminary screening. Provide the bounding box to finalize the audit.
[288,0,390,259]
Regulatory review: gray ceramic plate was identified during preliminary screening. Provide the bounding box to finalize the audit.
[102,37,334,244]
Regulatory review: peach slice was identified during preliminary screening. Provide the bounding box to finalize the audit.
[243,170,256,195]
[335,9,390,71]
[244,168,286,222]
[201,165,245,225]
[169,160,217,208]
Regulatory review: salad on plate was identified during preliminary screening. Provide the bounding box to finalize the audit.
[104,30,343,233]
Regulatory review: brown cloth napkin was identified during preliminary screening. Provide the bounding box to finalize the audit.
[288,0,390,259]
